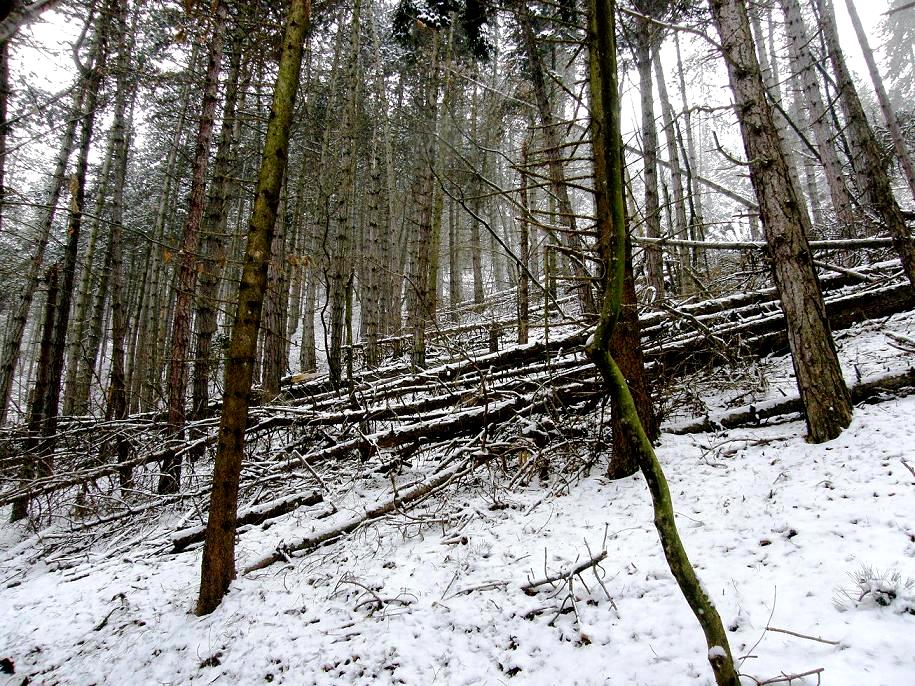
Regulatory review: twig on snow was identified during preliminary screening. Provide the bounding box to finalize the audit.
[765,626,840,646]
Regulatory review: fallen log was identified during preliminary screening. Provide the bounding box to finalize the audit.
[170,490,323,553]
[242,459,476,573]
[668,367,915,434]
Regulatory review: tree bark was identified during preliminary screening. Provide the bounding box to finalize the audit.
[42,6,111,447]
[161,1,228,494]
[191,24,245,424]
[817,0,915,290]
[779,0,856,232]
[843,0,915,203]
[586,3,739,684]
[708,0,852,443]
[517,3,596,318]
[634,15,664,302]
[196,0,312,617]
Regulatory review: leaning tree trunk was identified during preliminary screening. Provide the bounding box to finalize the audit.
[161,1,227,494]
[816,0,915,290]
[708,0,852,443]
[196,0,312,617]
[586,2,739,684]
[844,0,915,203]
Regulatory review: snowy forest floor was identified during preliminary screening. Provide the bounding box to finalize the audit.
[2,310,915,685]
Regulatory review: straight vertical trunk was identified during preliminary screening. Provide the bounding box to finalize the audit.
[161,1,228,494]
[43,9,112,444]
[653,50,690,293]
[104,0,132,486]
[192,26,245,422]
[779,0,856,231]
[634,17,664,302]
[518,139,530,345]
[517,4,596,317]
[9,265,58,522]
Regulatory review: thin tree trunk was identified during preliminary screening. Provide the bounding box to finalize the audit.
[517,4,596,317]
[843,0,915,202]
[191,25,245,424]
[196,0,311,617]
[9,265,58,522]
[586,3,739,684]
[635,17,665,302]
[653,49,690,293]
[779,0,856,231]
[261,189,287,399]
[709,0,852,443]
[43,8,112,446]
[817,0,915,290]
[104,0,131,486]
[161,1,228,494]
[0,47,92,425]
[518,139,530,345]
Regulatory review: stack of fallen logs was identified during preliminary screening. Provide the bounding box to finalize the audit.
[1,262,912,569]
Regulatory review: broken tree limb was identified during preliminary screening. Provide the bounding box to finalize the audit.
[521,549,608,594]
[242,458,476,574]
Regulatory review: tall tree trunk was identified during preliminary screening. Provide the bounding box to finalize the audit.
[518,139,530,345]
[64,134,114,416]
[673,31,706,271]
[261,189,287,398]
[129,43,201,414]
[0,42,93,425]
[196,0,311,617]
[709,0,852,443]
[779,0,856,232]
[192,25,245,423]
[653,49,690,293]
[9,265,58,522]
[104,0,132,486]
[586,3,739,684]
[161,1,228,494]
[517,3,596,317]
[817,0,915,290]
[843,0,915,203]
[42,8,112,446]
[0,41,9,242]
[634,16,665,302]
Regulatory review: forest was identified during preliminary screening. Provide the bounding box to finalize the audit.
[0,0,914,684]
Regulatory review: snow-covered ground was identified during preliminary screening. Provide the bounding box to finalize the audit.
[2,312,914,686]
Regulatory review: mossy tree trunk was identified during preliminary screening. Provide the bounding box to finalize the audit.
[585,2,740,684]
